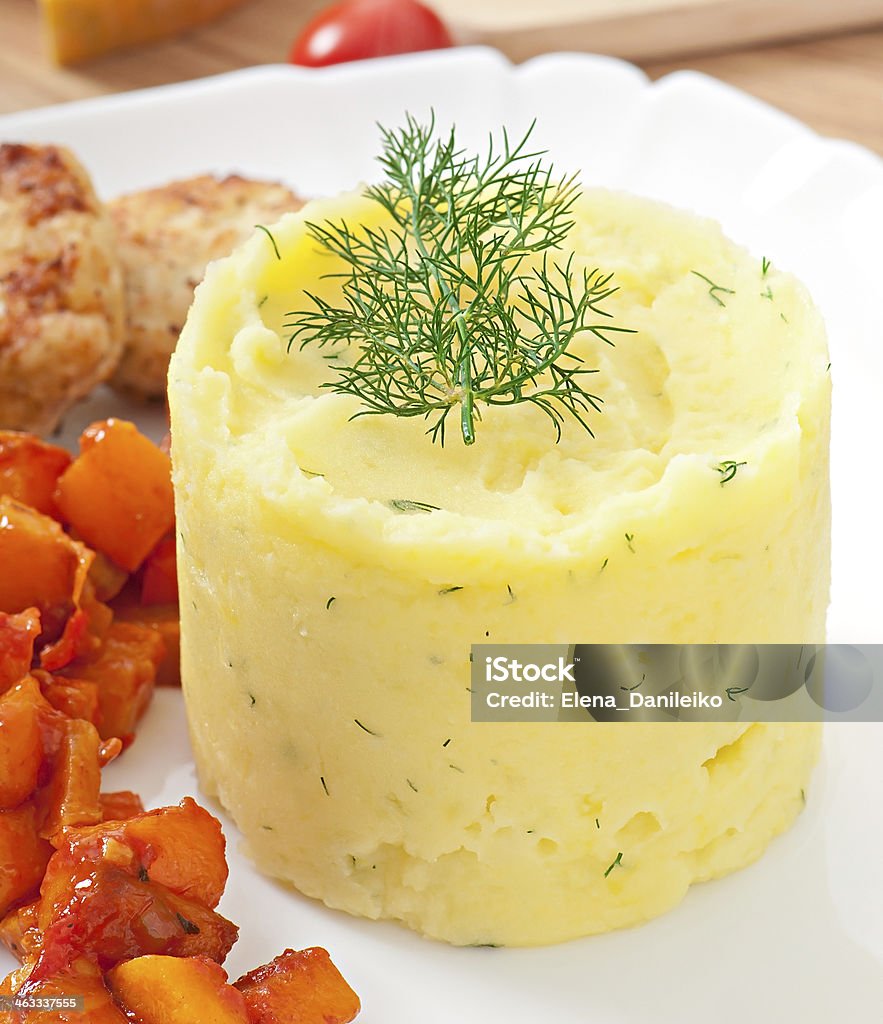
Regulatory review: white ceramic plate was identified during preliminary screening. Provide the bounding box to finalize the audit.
[1,49,881,1023]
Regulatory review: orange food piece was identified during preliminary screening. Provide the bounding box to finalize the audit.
[99,791,144,822]
[88,552,129,603]
[37,716,103,840]
[54,419,174,572]
[39,799,228,926]
[234,947,361,1024]
[0,432,71,517]
[0,680,43,810]
[0,963,28,993]
[3,957,128,1022]
[60,620,164,740]
[0,899,42,962]
[35,670,100,727]
[0,498,87,644]
[39,608,89,672]
[122,798,228,909]
[107,955,249,1024]
[141,534,178,605]
[33,863,238,977]
[0,608,41,694]
[0,802,53,918]
[39,0,250,66]
[97,737,123,768]
[0,963,31,1021]
[40,550,110,676]
[111,601,180,687]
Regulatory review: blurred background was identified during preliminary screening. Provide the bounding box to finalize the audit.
[2,0,882,153]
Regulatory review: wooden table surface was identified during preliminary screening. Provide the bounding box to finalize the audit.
[1,0,882,156]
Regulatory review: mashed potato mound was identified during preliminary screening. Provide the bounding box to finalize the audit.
[169,190,829,946]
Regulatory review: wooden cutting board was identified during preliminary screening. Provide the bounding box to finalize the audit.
[435,0,883,62]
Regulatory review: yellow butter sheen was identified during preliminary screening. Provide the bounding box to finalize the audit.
[169,190,829,946]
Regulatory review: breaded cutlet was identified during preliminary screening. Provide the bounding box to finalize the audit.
[0,143,125,435]
[109,174,303,398]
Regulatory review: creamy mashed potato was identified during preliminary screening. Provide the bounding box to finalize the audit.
[169,190,829,946]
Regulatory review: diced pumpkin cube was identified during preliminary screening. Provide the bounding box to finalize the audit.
[0,608,41,694]
[39,798,228,923]
[37,716,103,840]
[0,680,43,810]
[141,534,178,605]
[107,955,249,1024]
[0,498,87,643]
[111,601,180,687]
[60,621,164,740]
[99,791,145,822]
[34,670,100,726]
[33,863,238,977]
[0,803,53,918]
[0,432,71,517]
[1,957,128,1022]
[0,899,42,962]
[116,797,228,908]
[234,948,361,1024]
[54,419,174,572]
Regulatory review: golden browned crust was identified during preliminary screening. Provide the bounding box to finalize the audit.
[0,143,125,435]
[0,143,96,223]
[110,174,303,399]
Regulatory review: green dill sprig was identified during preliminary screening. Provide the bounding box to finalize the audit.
[691,270,735,308]
[354,719,380,736]
[621,673,645,692]
[285,115,634,446]
[604,851,623,878]
[255,224,281,261]
[726,685,751,701]
[388,498,440,513]
[715,460,747,485]
[176,913,200,935]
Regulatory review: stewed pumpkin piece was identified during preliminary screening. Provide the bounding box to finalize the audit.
[54,419,174,573]
[234,947,361,1024]
[107,955,249,1024]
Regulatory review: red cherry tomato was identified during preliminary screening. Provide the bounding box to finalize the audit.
[289,0,453,67]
